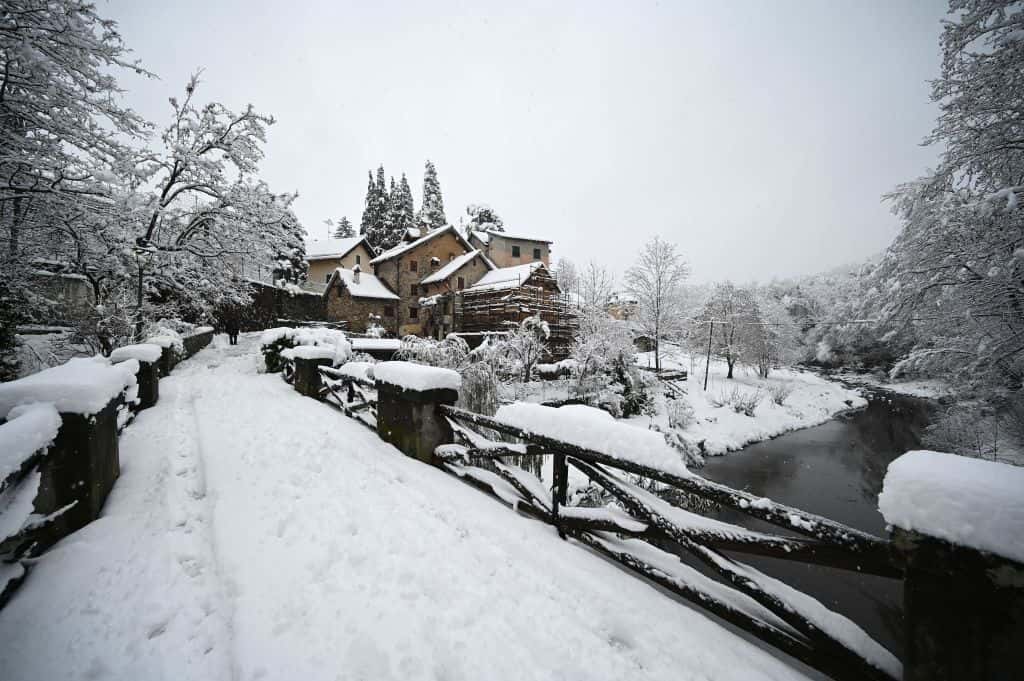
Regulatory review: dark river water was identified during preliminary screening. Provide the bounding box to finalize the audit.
[699,390,933,659]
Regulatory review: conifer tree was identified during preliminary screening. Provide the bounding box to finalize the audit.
[399,174,415,226]
[360,171,377,236]
[333,216,355,238]
[418,160,447,231]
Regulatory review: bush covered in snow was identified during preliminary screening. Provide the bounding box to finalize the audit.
[665,396,696,430]
[767,383,793,406]
[710,385,761,417]
[259,327,351,374]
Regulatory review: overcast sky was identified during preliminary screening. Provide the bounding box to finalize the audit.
[105,0,947,283]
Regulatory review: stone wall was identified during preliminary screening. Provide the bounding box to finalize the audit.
[245,281,327,330]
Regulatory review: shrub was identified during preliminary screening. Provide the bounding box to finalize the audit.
[767,383,793,405]
[710,385,761,416]
[666,397,696,429]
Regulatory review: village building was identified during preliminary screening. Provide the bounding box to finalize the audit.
[323,266,400,334]
[417,250,494,339]
[304,237,375,285]
[467,228,552,268]
[368,225,479,337]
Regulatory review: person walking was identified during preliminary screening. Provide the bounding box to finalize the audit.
[225,315,240,346]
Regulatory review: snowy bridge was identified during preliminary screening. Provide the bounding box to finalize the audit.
[1,334,1022,681]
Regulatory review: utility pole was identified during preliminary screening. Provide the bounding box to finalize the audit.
[703,320,714,391]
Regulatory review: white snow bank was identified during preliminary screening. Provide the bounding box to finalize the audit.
[0,357,137,417]
[495,403,689,477]
[374,361,461,392]
[192,326,214,335]
[1,403,61,480]
[0,470,41,542]
[110,343,163,364]
[259,327,352,363]
[878,450,1024,564]
[281,345,341,362]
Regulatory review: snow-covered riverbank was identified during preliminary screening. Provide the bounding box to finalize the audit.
[632,348,868,458]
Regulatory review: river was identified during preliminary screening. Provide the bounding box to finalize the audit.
[699,390,933,658]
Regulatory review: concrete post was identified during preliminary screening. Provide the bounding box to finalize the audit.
[32,398,120,550]
[375,381,458,464]
[293,356,333,399]
[895,528,1024,681]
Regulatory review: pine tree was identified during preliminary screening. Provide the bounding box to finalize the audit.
[399,174,415,227]
[360,171,377,236]
[418,160,447,231]
[333,216,355,238]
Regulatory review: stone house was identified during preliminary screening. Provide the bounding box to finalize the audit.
[467,228,552,268]
[417,250,495,339]
[323,266,400,334]
[369,225,479,337]
[305,237,375,285]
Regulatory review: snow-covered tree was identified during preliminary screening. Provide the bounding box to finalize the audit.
[578,261,616,310]
[396,173,415,231]
[0,0,152,269]
[571,304,635,401]
[878,0,1024,395]
[131,74,306,328]
[623,237,689,370]
[418,160,446,231]
[463,204,504,233]
[749,288,801,378]
[692,282,761,380]
[331,216,355,238]
[502,315,550,382]
[553,258,580,302]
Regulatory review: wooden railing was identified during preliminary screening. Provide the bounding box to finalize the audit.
[436,404,901,681]
[318,366,378,430]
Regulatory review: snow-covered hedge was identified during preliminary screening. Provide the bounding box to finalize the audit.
[494,402,690,477]
[0,357,138,417]
[259,327,351,373]
[1,402,61,481]
[374,361,461,392]
[878,450,1024,564]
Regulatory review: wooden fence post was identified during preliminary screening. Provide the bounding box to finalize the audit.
[553,453,568,538]
[880,451,1024,681]
[895,529,1024,681]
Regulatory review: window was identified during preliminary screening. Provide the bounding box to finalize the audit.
[409,260,418,272]
[325,272,331,282]
[457,276,465,290]
[384,305,394,317]
[533,248,542,260]
[409,306,419,319]
[355,255,361,265]
[511,245,521,258]
[410,283,417,295]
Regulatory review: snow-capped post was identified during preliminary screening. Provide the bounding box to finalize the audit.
[109,344,163,410]
[288,347,339,399]
[0,359,138,550]
[373,362,461,464]
[878,451,1024,681]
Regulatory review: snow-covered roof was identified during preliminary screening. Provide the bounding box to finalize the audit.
[420,250,492,285]
[370,225,473,265]
[304,237,370,261]
[473,228,552,244]
[327,267,399,301]
[466,262,547,292]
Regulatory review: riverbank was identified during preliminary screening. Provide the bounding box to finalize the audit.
[632,348,868,459]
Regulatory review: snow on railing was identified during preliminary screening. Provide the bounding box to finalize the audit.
[436,402,901,681]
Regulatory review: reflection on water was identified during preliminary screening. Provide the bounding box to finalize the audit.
[700,393,932,658]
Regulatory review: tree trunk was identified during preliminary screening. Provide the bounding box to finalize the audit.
[727,359,735,379]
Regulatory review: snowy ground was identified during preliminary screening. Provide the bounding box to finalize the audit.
[0,334,812,681]
[633,346,867,456]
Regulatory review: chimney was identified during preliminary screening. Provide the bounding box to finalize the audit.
[352,264,361,284]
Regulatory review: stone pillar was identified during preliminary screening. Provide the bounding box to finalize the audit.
[32,398,120,550]
[375,381,458,464]
[895,528,1024,681]
[156,345,179,377]
[114,358,159,410]
[293,356,332,399]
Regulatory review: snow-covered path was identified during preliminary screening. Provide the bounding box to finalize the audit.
[0,335,811,681]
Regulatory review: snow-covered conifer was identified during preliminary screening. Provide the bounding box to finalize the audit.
[418,160,447,231]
